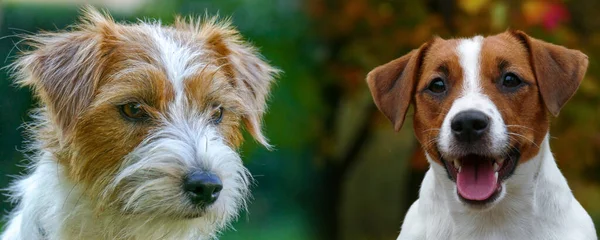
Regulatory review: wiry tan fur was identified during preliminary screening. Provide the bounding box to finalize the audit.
[2,6,278,240]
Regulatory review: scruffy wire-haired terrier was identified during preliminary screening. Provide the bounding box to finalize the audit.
[1,6,278,240]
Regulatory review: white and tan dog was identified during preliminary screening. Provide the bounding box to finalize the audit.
[367,31,597,239]
[2,7,277,240]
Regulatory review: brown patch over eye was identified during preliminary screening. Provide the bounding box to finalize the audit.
[119,102,149,121]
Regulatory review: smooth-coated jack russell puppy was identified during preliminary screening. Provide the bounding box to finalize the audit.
[367,30,597,239]
[2,7,278,240]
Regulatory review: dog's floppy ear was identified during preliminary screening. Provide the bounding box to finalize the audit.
[13,7,115,135]
[223,38,279,148]
[192,18,279,147]
[367,43,430,131]
[511,30,588,116]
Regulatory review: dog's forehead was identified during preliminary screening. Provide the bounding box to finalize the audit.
[421,38,461,70]
[108,24,226,106]
[136,25,209,92]
[421,34,533,91]
[423,36,486,87]
[480,32,529,56]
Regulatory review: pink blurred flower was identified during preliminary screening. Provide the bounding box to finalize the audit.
[542,3,569,31]
[522,1,570,31]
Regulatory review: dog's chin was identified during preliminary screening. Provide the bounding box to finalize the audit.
[116,200,227,221]
[439,147,520,209]
[172,208,208,220]
[182,212,205,219]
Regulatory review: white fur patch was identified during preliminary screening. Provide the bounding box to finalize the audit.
[458,36,484,94]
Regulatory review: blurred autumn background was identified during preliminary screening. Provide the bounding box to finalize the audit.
[0,0,599,239]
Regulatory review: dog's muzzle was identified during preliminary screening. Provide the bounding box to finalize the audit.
[439,110,520,204]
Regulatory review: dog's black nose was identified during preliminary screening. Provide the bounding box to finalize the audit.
[451,110,490,143]
[184,171,223,205]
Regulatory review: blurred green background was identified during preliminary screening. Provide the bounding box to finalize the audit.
[0,0,599,239]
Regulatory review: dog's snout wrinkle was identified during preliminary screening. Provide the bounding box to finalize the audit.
[451,110,490,143]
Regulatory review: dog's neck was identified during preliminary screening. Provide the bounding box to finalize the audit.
[423,134,574,235]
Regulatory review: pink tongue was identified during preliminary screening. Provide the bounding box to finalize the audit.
[457,158,497,201]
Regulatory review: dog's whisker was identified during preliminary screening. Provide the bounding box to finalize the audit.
[506,124,537,132]
[421,128,441,133]
[422,137,439,150]
[508,132,539,148]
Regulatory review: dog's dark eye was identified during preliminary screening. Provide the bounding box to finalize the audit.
[210,107,224,124]
[501,73,523,89]
[427,78,447,94]
[119,103,149,121]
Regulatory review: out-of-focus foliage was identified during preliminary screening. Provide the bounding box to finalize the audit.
[0,0,598,240]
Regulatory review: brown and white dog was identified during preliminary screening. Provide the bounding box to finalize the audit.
[2,7,277,240]
[367,31,597,239]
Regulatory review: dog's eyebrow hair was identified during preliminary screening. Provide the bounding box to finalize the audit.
[436,62,450,76]
[497,58,510,71]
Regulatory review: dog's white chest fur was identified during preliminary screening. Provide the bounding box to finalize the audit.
[398,136,596,240]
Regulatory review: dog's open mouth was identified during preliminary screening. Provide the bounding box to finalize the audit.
[441,148,520,204]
